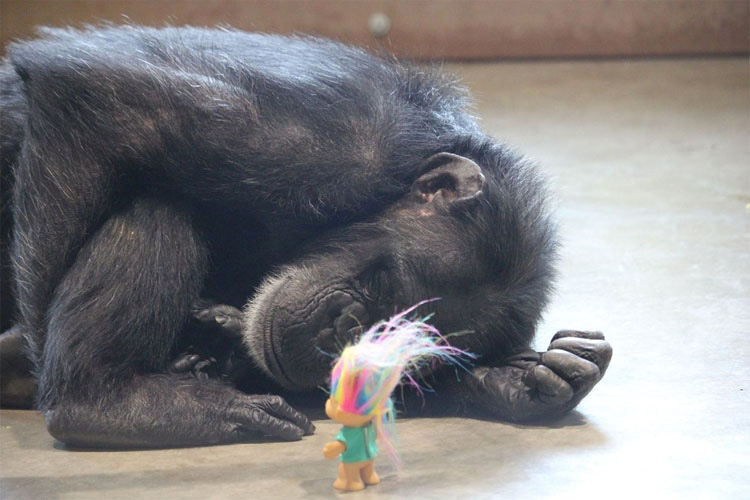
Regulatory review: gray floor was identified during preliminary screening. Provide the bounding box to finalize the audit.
[1,57,748,499]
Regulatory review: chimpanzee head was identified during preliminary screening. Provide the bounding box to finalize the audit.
[242,142,557,390]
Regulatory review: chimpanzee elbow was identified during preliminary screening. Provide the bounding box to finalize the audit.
[44,408,97,447]
[44,409,74,444]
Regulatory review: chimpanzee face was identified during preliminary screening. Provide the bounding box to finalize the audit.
[241,153,555,390]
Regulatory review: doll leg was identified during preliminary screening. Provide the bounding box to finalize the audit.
[332,462,348,490]
[333,462,366,491]
[359,460,380,485]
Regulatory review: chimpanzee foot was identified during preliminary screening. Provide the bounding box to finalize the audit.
[223,393,317,440]
[465,330,612,422]
[45,377,316,448]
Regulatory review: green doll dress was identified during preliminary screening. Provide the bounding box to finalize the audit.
[335,421,378,463]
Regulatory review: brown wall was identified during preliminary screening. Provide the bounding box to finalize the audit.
[1,0,748,60]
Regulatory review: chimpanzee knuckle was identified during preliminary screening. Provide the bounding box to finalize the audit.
[248,408,266,427]
[528,365,573,400]
[214,304,242,317]
[575,363,602,387]
[191,299,214,314]
[538,386,574,406]
[551,330,577,342]
[192,310,211,322]
[588,330,606,340]
[550,338,613,374]
[591,340,613,375]
[228,395,259,418]
[551,330,606,342]
[599,340,613,361]
[541,349,600,385]
[168,354,195,373]
[192,304,218,322]
[502,349,541,370]
[219,316,244,336]
[265,395,286,410]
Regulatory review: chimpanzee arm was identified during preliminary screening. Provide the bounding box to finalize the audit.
[199,299,612,422]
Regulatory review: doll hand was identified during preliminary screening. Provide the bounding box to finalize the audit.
[323,440,346,459]
[466,330,612,422]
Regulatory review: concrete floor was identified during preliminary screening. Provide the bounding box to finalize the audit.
[1,57,748,499]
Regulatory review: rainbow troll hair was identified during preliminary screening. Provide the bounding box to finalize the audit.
[329,301,474,465]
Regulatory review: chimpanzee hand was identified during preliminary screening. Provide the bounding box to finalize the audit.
[191,300,245,338]
[465,330,612,422]
[168,300,246,380]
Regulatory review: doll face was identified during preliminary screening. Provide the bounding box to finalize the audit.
[325,397,373,427]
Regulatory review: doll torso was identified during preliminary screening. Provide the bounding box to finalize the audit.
[335,422,378,463]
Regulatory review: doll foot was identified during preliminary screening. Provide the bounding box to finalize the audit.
[361,470,380,485]
[333,478,365,491]
[360,463,380,485]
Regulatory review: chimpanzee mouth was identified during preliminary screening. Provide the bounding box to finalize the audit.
[268,289,370,390]
[242,270,298,388]
[242,267,370,390]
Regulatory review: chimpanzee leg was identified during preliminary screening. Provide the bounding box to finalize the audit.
[11,129,118,375]
[40,199,313,448]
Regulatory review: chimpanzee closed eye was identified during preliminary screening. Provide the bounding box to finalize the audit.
[0,25,611,447]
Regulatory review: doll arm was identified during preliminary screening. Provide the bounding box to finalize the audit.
[323,440,347,459]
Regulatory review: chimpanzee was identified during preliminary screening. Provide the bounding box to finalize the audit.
[0,25,611,448]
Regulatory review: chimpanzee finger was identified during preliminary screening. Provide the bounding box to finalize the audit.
[213,313,244,338]
[540,349,600,392]
[548,337,612,375]
[168,353,200,374]
[523,365,574,405]
[249,410,305,441]
[551,330,606,342]
[191,298,213,311]
[257,395,316,435]
[231,400,306,441]
[502,349,541,370]
[192,303,240,323]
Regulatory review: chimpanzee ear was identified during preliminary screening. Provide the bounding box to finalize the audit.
[411,153,485,209]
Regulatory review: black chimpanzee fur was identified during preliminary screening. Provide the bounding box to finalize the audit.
[0,25,612,448]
